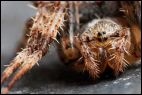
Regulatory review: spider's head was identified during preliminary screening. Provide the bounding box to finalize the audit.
[87,19,122,43]
[81,19,128,46]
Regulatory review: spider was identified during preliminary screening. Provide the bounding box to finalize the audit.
[1,1,141,94]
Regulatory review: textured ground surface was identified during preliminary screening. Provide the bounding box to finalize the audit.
[1,1,141,94]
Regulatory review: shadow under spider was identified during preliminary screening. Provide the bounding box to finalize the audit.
[18,61,131,88]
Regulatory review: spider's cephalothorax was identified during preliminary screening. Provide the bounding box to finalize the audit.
[58,18,131,79]
[1,1,141,94]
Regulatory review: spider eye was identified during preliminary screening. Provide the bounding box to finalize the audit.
[102,31,106,34]
[97,32,102,37]
[97,31,106,37]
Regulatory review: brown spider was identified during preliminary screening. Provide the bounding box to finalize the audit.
[1,1,141,94]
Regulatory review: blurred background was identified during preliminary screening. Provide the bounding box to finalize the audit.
[1,1,35,56]
[1,1,141,94]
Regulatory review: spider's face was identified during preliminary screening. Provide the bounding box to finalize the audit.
[95,31,108,42]
[88,19,122,43]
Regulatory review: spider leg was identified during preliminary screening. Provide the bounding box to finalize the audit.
[120,1,141,58]
[1,1,67,94]
[1,18,34,84]
[57,1,81,64]
[74,1,80,31]
[57,35,81,64]
[57,36,85,75]
[107,28,131,76]
[57,34,100,79]
[1,51,42,94]
[74,35,101,79]
[130,24,141,58]
[1,49,29,84]
[57,2,100,78]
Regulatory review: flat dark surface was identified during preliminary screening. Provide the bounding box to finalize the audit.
[1,1,141,94]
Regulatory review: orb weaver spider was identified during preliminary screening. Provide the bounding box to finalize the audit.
[1,1,141,94]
